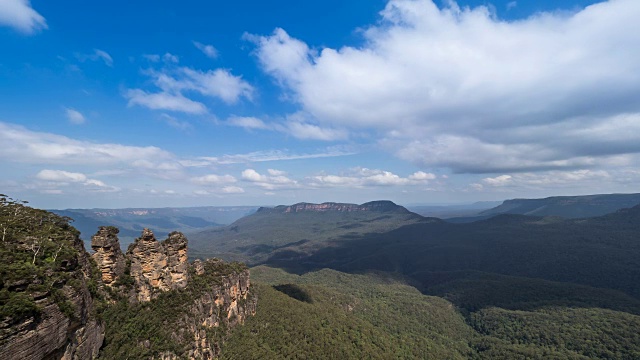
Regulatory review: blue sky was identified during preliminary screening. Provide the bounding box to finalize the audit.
[1,0,639,209]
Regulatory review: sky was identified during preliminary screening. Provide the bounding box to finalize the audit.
[1,0,639,209]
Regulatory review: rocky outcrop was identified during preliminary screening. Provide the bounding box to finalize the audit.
[127,228,190,302]
[0,237,104,360]
[162,231,189,289]
[165,260,256,359]
[90,226,125,286]
[259,200,409,214]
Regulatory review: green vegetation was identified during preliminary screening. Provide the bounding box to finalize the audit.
[0,195,96,325]
[220,267,475,359]
[219,266,640,360]
[98,260,250,359]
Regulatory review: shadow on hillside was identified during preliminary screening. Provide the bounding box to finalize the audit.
[261,219,640,316]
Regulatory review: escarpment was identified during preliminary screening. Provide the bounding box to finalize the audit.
[1,199,256,360]
[93,228,257,359]
[0,205,105,360]
[258,200,410,214]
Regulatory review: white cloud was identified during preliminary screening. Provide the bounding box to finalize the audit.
[0,0,47,34]
[36,169,87,183]
[506,1,517,11]
[191,174,237,185]
[226,112,347,141]
[241,169,297,190]
[482,175,513,186]
[35,169,120,192]
[267,169,286,176]
[125,66,253,113]
[474,170,612,191]
[408,171,437,181]
[65,108,86,125]
[181,68,253,104]
[193,41,219,59]
[283,121,348,141]
[0,122,174,165]
[76,49,113,67]
[309,167,436,187]
[227,116,270,130]
[125,89,208,114]
[222,186,244,194]
[249,0,640,174]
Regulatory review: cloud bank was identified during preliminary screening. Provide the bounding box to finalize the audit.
[249,0,640,174]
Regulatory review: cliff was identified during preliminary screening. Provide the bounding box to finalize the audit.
[0,199,104,360]
[126,228,189,302]
[93,229,256,359]
[1,196,256,360]
[258,200,410,214]
[91,226,126,286]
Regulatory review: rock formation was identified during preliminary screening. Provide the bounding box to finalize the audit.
[91,230,256,358]
[163,259,256,359]
[127,228,189,302]
[90,226,126,286]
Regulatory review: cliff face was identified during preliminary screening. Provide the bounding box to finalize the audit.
[93,230,256,359]
[1,195,255,360]
[91,226,125,286]
[162,259,256,359]
[0,224,104,360]
[260,200,408,214]
[127,228,189,302]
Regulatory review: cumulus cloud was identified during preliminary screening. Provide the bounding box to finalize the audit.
[309,168,436,187]
[125,89,207,114]
[65,108,86,125]
[0,0,47,34]
[193,41,219,59]
[191,174,237,185]
[125,66,253,113]
[241,169,297,190]
[249,0,640,174]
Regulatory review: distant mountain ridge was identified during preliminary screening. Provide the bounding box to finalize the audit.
[479,193,640,218]
[258,200,409,214]
[189,201,428,264]
[52,206,258,247]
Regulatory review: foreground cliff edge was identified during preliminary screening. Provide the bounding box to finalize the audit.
[0,197,256,360]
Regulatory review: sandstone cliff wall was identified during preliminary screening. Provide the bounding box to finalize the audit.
[0,237,104,360]
[127,228,189,302]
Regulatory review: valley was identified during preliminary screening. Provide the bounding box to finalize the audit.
[3,193,640,359]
